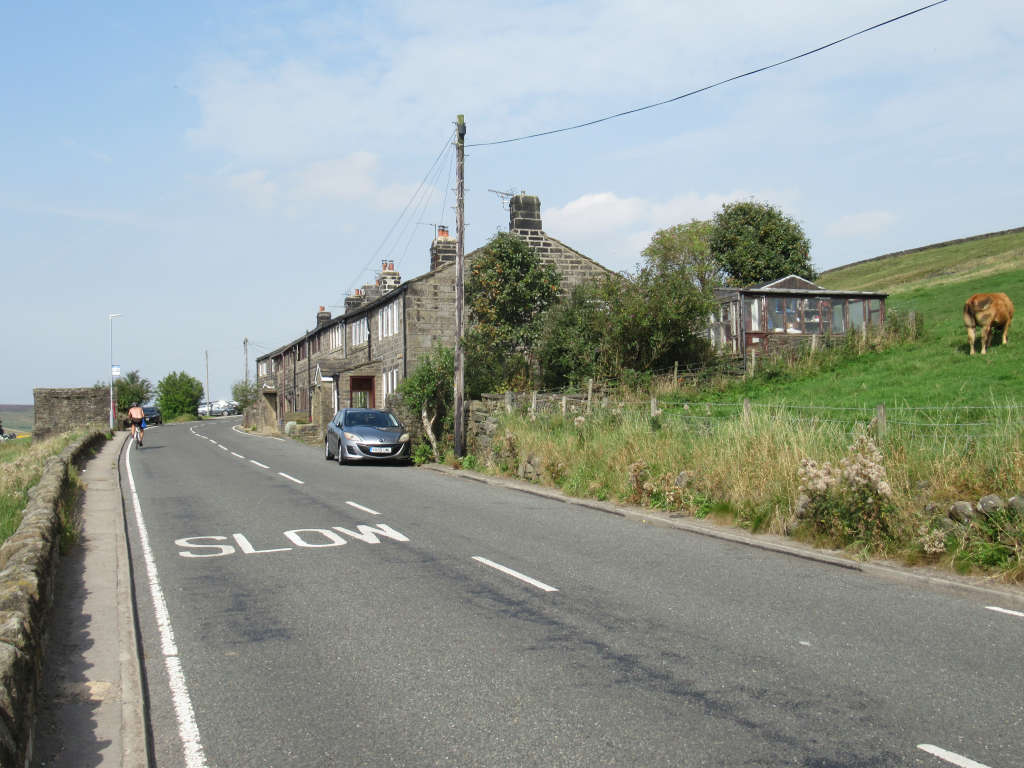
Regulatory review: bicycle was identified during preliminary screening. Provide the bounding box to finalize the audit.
[131,420,145,448]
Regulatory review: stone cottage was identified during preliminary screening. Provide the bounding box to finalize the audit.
[250,193,615,434]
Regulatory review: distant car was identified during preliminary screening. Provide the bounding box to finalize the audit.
[324,408,410,464]
[0,431,15,441]
[142,405,162,425]
[198,402,211,417]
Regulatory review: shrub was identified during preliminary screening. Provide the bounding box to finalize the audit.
[796,429,900,550]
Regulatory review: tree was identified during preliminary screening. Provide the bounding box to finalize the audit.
[641,219,722,292]
[709,201,814,286]
[115,370,153,412]
[231,380,258,412]
[156,371,204,420]
[397,346,453,462]
[465,232,562,392]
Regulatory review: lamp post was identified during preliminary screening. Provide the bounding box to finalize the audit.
[109,313,121,431]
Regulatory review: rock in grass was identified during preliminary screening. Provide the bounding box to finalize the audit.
[948,501,975,523]
[978,494,1006,517]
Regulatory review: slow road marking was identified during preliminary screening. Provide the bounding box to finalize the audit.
[917,744,992,767]
[472,556,558,592]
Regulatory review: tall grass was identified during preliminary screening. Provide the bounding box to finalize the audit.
[483,403,1024,578]
[0,432,86,543]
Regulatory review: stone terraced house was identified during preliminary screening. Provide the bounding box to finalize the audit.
[250,193,615,435]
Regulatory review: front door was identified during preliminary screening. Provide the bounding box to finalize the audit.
[350,376,375,408]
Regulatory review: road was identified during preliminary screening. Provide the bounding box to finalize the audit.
[122,417,1024,768]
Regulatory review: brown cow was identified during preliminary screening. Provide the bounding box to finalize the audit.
[963,292,1014,355]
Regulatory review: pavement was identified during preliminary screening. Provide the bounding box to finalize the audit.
[32,432,148,767]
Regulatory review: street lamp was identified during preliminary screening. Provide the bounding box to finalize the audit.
[109,313,122,431]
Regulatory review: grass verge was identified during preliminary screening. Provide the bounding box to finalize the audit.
[477,404,1024,581]
[0,431,90,546]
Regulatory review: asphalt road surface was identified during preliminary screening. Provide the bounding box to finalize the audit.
[121,417,1024,768]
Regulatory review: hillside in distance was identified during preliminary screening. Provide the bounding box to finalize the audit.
[0,405,33,434]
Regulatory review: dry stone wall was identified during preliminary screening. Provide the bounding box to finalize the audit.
[33,388,108,440]
[0,431,106,767]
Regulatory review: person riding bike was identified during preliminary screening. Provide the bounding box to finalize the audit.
[127,402,146,447]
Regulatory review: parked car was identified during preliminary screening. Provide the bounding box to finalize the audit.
[198,402,211,417]
[324,408,410,464]
[0,431,16,441]
[142,405,162,425]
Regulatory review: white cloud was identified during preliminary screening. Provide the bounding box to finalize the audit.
[826,210,897,238]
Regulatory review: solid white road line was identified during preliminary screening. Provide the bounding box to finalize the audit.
[986,605,1024,618]
[126,441,207,767]
[278,472,304,485]
[250,460,270,469]
[346,501,381,516]
[232,425,285,441]
[917,744,992,768]
[472,556,558,592]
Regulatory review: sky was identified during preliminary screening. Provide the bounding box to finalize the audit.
[2,0,1022,404]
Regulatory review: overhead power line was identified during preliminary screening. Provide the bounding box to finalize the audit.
[468,0,949,148]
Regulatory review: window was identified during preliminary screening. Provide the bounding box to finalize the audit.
[744,297,761,332]
[377,300,401,339]
[800,298,821,334]
[832,303,847,333]
[351,317,368,346]
[383,365,400,400]
[327,323,343,351]
[848,299,866,330]
[868,299,883,327]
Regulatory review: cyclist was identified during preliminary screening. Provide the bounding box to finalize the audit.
[127,402,146,447]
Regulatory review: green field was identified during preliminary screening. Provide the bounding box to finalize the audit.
[699,235,1024,408]
[0,405,33,435]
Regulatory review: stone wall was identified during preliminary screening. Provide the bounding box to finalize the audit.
[466,392,590,457]
[32,388,109,440]
[0,430,107,767]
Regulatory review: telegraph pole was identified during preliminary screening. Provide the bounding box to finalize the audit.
[453,114,466,457]
[243,338,249,385]
[205,349,210,409]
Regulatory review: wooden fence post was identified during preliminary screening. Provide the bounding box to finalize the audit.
[673,360,679,385]
[504,391,513,414]
[743,398,751,422]
[650,397,658,418]
[810,334,818,355]
[875,403,886,441]
[530,391,538,421]
[561,396,567,416]
[748,348,757,376]
[587,378,594,413]
[908,311,916,339]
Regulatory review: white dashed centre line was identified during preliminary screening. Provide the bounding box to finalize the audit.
[218,445,228,451]
[250,460,269,469]
[917,744,992,768]
[231,452,244,459]
[346,501,381,516]
[472,557,558,592]
[278,472,304,485]
[986,605,1024,618]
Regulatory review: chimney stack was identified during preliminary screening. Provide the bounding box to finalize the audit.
[509,193,542,234]
[316,305,331,326]
[430,225,457,271]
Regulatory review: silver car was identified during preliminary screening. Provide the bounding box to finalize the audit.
[324,408,410,464]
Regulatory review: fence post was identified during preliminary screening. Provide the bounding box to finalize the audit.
[561,396,567,416]
[810,334,818,355]
[530,391,538,421]
[908,310,916,340]
[875,403,886,441]
[587,378,593,413]
[743,398,751,422]
[673,360,679,385]
[504,391,513,414]
[650,397,658,418]
[748,348,757,376]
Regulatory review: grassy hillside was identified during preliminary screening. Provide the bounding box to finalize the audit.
[818,229,1024,294]
[697,267,1024,408]
[0,405,33,435]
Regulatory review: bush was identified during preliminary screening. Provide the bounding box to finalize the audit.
[796,429,900,550]
[156,371,204,420]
